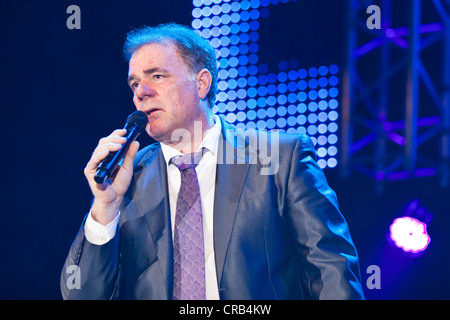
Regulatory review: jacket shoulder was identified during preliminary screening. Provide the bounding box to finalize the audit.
[253,129,315,154]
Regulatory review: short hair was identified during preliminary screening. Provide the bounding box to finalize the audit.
[123,23,218,107]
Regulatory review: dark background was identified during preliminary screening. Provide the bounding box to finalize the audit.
[0,0,448,299]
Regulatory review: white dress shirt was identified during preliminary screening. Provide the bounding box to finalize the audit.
[84,115,222,300]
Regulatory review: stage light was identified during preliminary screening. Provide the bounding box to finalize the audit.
[308,78,318,89]
[236,111,246,122]
[277,118,287,128]
[297,92,307,102]
[298,80,307,90]
[329,75,339,86]
[247,110,257,121]
[257,109,266,119]
[318,77,328,87]
[308,67,318,77]
[237,89,248,99]
[257,97,266,108]
[318,89,328,99]
[308,113,318,124]
[277,106,287,116]
[297,103,307,113]
[278,72,288,82]
[277,95,287,105]
[257,120,267,130]
[318,65,328,76]
[328,146,338,156]
[317,135,327,146]
[226,101,236,112]
[266,118,276,129]
[277,83,288,94]
[318,100,328,110]
[237,100,247,110]
[329,99,338,109]
[267,85,277,95]
[287,104,297,115]
[328,110,339,121]
[327,158,337,168]
[308,102,318,112]
[307,124,318,135]
[318,112,328,122]
[247,99,257,109]
[266,107,276,118]
[329,87,339,98]
[288,70,297,81]
[287,116,297,127]
[328,134,338,144]
[389,217,431,253]
[226,113,236,123]
[193,8,202,18]
[298,69,308,79]
[329,64,339,74]
[288,83,297,93]
[318,123,327,134]
[317,159,327,169]
[228,68,238,78]
[267,96,276,106]
[297,115,307,125]
[317,147,327,158]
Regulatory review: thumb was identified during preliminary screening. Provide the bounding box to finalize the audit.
[122,140,140,170]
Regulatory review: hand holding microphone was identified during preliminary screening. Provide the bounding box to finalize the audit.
[94,111,148,184]
[84,111,148,226]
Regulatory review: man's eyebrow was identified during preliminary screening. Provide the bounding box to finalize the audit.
[127,67,169,85]
[143,67,168,75]
[127,74,138,86]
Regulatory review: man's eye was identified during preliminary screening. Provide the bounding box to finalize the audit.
[131,82,139,90]
[154,74,164,80]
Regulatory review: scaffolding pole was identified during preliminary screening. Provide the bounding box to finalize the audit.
[405,0,421,172]
[341,0,450,191]
[441,0,450,188]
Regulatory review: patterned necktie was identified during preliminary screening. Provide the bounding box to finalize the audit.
[170,149,206,300]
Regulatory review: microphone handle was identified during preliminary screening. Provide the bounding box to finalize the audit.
[94,123,141,184]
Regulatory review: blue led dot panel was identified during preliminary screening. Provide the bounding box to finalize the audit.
[192,0,339,169]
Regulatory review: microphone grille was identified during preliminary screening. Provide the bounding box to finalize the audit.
[126,110,148,133]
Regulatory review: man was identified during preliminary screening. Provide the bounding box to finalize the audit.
[61,23,365,300]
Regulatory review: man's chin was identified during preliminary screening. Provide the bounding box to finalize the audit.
[145,125,170,143]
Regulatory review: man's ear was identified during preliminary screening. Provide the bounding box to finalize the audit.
[197,69,212,101]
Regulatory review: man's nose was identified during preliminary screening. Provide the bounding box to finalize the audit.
[136,80,156,100]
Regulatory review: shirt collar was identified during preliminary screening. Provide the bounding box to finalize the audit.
[160,114,222,166]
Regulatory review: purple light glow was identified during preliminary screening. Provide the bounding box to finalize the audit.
[355,23,445,56]
[389,217,431,253]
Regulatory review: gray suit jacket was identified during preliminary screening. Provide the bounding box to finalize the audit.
[61,116,365,300]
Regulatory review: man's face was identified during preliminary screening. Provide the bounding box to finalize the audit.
[127,42,202,143]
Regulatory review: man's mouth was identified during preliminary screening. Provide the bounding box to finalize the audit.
[144,108,161,116]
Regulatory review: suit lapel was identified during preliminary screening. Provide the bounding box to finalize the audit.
[213,117,253,286]
[132,144,173,299]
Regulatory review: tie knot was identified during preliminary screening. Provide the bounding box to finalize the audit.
[170,148,205,171]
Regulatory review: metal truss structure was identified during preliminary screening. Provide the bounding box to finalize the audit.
[341,0,450,192]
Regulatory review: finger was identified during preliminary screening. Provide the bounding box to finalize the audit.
[91,142,123,158]
[87,139,128,172]
[121,141,140,170]
[111,128,127,136]
[98,133,127,147]
[85,149,111,172]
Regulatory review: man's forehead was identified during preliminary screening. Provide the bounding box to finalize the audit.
[128,45,196,83]
[128,41,181,72]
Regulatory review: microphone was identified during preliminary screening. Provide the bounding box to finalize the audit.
[94,110,148,184]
